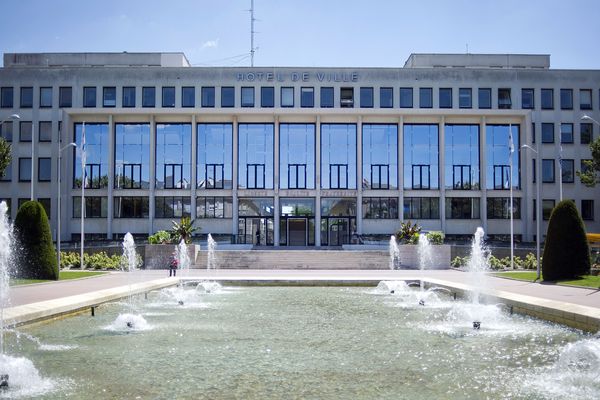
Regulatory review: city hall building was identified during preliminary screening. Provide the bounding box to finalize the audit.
[0,52,598,246]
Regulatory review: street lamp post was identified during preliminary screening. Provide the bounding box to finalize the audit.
[57,142,76,269]
[0,113,20,127]
[522,144,541,281]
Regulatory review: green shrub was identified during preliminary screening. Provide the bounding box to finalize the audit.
[148,230,172,244]
[14,201,58,280]
[426,231,444,245]
[60,251,136,270]
[451,256,467,268]
[542,200,591,280]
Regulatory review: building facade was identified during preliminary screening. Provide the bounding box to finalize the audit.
[0,52,598,246]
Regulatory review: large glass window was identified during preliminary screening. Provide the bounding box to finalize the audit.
[521,89,534,109]
[40,87,52,108]
[18,158,31,182]
[419,88,432,108]
[362,124,397,189]
[113,197,149,218]
[261,87,274,108]
[320,198,356,246]
[403,197,439,219]
[321,124,357,189]
[486,125,520,189]
[73,197,108,218]
[301,87,314,108]
[115,124,150,189]
[142,87,155,107]
[362,197,398,219]
[340,87,353,108]
[581,123,593,144]
[320,87,334,108]
[560,123,573,144]
[380,87,393,108]
[197,197,233,218]
[400,87,413,108]
[445,125,480,190]
[221,87,234,107]
[580,89,592,110]
[542,159,555,183]
[74,123,109,189]
[542,123,554,143]
[156,124,192,189]
[360,87,374,108]
[439,88,452,108]
[237,198,274,246]
[155,196,191,218]
[561,159,574,183]
[1,87,13,108]
[241,87,254,107]
[459,88,472,109]
[83,87,96,107]
[201,87,215,107]
[59,87,72,107]
[404,124,439,189]
[560,89,573,110]
[238,124,274,189]
[197,124,233,189]
[541,89,554,109]
[445,197,480,219]
[122,87,136,107]
[279,198,316,246]
[279,124,315,189]
[103,87,116,107]
[20,87,33,108]
[281,87,294,107]
[487,197,521,219]
[162,86,175,107]
[38,157,51,181]
[182,87,195,107]
[478,88,491,109]
[498,88,512,109]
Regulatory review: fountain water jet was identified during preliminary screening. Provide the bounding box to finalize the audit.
[0,202,12,356]
[417,233,433,296]
[388,235,400,270]
[207,234,217,272]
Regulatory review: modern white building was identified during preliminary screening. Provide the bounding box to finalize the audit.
[0,52,598,246]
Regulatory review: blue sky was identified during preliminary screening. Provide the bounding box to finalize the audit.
[1,0,599,69]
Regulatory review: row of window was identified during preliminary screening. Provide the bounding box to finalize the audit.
[1,85,598,110]
[532,159,594,184]
[63,195,595,221]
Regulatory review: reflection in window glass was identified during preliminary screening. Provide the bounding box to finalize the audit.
[321,198,356,216]
[560,123,573,143]
[19,158,31,181]
[580,89,592,110]
[73,197,108,218]
[74,123,109,188]
[541,123,554,143]
[103,87,116,107]
[59,87,72,107]
[521,89,534,109]
[486,125,520,189]
[261,87,274,107]
[439,88,452,108]
[142,87,155,107]
[487,197,521,219]
[362,197,398,219]
[561,159,574,183]
[403,197,439,219]
[201,87,215,107]
[83,87,96,107]
[301,87,314,108]
[445,125,479,190]
[459,88,472,108]
[279,124,315,189]
[162,87,175,107]
[38,158,51,181]
[197,197,233,218]
[320,87,334,108]
[40,87,52,108]
[400,87,413,108]
[155,197,191,218]
[560,89,573,109]
[380,87,393,108]
[238,124,274,189]
[115,124,150,189]
[581,123,593,144]
[542,159,554,183]
[445,197,480,219]
[19,121,32,142]
[221,87,235,107]
[182,87,195,107]
[39,121,52,142]
[498,88,511,109]
[419,88,432,108]
[20,87,33,108]
[113,197,149,218]
[1,87,13,108]
[403,124,439,189]
[122,87,136,107]
[478,88,491,109]
[241,87,254,107]
[238,198,274,216]
[360,87,373,108]
[321,124,356,189]
[281,87,294,107]
[197,124,232,189]
[362,124,397,189]
[156,124,192,189]
[541,89,553,109]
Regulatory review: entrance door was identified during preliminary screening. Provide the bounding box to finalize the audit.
[328,218,349,246]
[287,218,307,246]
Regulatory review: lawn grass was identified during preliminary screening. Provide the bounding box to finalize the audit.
[10,270,108,286]
[493,271,600,288]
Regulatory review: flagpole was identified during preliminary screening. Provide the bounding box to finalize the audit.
[80,122,86,270]
[509,125,514,270]
[558,145,563,201]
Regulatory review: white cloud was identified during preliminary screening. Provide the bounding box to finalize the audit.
[201,39,219,49]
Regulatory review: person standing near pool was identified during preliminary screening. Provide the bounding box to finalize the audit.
[169,250,178,277]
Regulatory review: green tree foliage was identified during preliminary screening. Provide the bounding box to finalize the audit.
[148,230,172,244]
[577,136,600,187]
[395,221,421,244]
[0,137,11,179]
[542,200,591,280]
[14,201,58,280]
[171,217,198,244]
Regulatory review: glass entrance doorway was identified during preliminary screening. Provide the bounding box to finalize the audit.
[279,198,315,246]
[322,217,354,246]
[238,217,274,246]
[287,218,307,246]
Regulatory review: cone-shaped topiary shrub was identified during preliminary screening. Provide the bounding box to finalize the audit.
[542,200,590,281]
[14,200,58,280]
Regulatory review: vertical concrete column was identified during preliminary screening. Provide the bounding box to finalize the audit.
[315,115,321,246]
[31,105,38,198]
[107,114,115,239]
[190,114,197,220]
[63,112,73,240]
[148,115,156,235]
[523,114,533,241]
[439,116,446,233]
[274,115,280,246]
[398,116,404,223]
[356,115,363,235]
[232,116,239,241]
[480,116,488,236]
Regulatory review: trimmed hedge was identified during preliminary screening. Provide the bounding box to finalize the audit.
[14,200,58,280]
[542,200,590,280]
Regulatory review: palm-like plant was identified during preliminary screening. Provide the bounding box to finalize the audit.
[171,217,198,244]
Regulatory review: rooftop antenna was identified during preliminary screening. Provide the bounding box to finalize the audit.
[250,0,256,67]
[466,43,469,54]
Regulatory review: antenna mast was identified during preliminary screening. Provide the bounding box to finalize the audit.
[250,0,256,67]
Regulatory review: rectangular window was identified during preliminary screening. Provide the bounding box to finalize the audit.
[73,197,108,218]
[113,197,149,218]
[279,124,315,189]
[478,88,491,109]
[301,87,314,108]
[1,87,13,108]
[580,89,592,110]
[498,88,512,109]
[419,88,432,108]
[238,124,274,189]
[142,87,156,107]
[521,88,534,109]
[541,123,554,143]
[38,157,51,181]
[261,87,274,107]
[121,86,135,108]
[59,87,72,107]
[362,197,398,219]
[18,158,31,182]
[20,87,33,108]
[115,124,150,189]
[340,87,353,108]
[39,121,52,142]
[459,88,472,108]
[541,89,554,109]
[281,87,294,107]
[542,199,555,220]
[560,89,573,109]
[155,196,191,218]
[156,123,192,189]
[221,87,235,107]
[0,161,11,181]
[486,125,520,190]
[581,200,594,221]
[197,123,233,189]
[19,121,32,142]
[403,197,439,219]
[39,87,52,108]
[445,197,480,219]
[560,123,573,144]
[83,87,96,107]
[360,87,373,108]
[581,123,593,144]
[542,159,555,183]
[102,87,116,107]
[400,87,413,108]
[74,123,109,189]
[319,87,333,108]
[439,88,452,108]
[404,124,439,190]
[0,122,12,142]
[241,87,254,107]
[445,123,480,190]
[201,87,215,107]
[487,197,521,219]
[162,86,175,107]
[182,86,195,107]
[380,87,393,108]
[321,124,357,189]
[561,159,574,183]
[196,197,233,218]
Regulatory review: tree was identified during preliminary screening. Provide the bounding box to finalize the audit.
[14,201,58,280]
[577,136,600,187]
[542,200,590,281]
[0,137,10,179]
[170,217,198,244]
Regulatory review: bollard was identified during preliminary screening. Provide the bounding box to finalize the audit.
[91,306,95,317]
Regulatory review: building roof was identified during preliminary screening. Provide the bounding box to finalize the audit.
[3,52,191,68]
[403,53,550,69]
